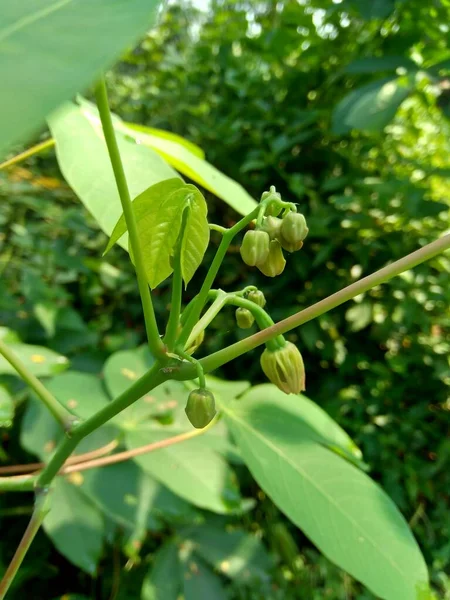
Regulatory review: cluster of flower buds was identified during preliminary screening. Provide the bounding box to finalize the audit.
[240,191,308,277]
[260,341,306,394]
[185,388,216,428]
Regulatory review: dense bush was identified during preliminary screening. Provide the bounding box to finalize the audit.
[1,1,449,598]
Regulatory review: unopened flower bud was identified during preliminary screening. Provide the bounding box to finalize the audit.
[261,216,282,240]
[185,388,216,429]
[279,237,304,253]
[240,230,270,267]
[281,212,308,244]
[260,341,306,394]
[235,307,255,329]
[247,289,266,308]
[184,329,205,355]
[257,240,286,277]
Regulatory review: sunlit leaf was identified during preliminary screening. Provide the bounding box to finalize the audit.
[49,102,178,247]
[332,77,414,134]
[0,0,160,156]
[223,393,429,599]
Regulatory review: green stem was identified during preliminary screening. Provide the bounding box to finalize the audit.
[38,362,166,487]
[94,77,165,360]
[178,206,260,347]
[171,234,450,379]
[185,290,228,349]
[0,490,51,599]
[0,138,55,171]
[164,207,189,351]
[226,295,283,351]
[0,339,78,431]
[177,349,206,388]
[0,475,36,493]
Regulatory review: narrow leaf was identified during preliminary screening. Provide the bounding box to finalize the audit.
[224,395,429,600]
[43,477,104,574]
[0,0,160,156]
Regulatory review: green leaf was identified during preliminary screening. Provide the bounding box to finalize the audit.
[0,343,69,376]
[21,390,117,462]
[48,102,178,246]
[0,327,20,343]
[186,523,272,584]
[0,386,13,428]
[332,77,414,134]
[223,395,429,600]
[223,385,363,466]
[45,371,110,420]
[125,424,242,514]
[142,541,182,600]
[118,120,257,216]
[0,0,160,156]
[182,555,228,600]
[103,347,185,427]
[104,178,185,254]
[346,302,373,332]
[79,461,196,531]
[180,188,210,286]
[106,181,209,288]
[344,56,417,74]
[126,122,205,159]
[43,477,104,574]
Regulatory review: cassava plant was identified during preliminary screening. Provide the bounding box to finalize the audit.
[0,4,450,600]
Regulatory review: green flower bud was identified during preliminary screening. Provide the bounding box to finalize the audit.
[281,212,309,244]
[261,216,282,240]
[257,240,286,277]
[184,329,205,355]
[247,289,266,308]
[279,237,304,253]
[235,307,255,329]
[265,201,283,217]
[240,230,270,267]
[260,341,306,394]
[185,388,216,429]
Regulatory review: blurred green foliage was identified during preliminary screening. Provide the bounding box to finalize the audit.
[1,1,450,598]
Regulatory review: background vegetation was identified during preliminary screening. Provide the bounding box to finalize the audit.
[0,1,449,598]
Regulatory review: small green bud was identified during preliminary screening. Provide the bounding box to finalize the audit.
[265,201,283,217]
[240,230,270,267]
[279,237,304,253]
[185,388,216,429]
[184,329,205,355]
[235,307,255,329]
[261,216,282,240]
[247,289,266,308]
[260,341,306,394]
[281,211,308,244]
[257,239,286,277]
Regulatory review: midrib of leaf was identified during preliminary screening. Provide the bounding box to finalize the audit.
[224,407,407,578]
[0,0,72,43]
